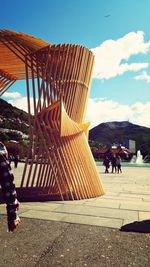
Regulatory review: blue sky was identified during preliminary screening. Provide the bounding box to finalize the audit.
[1,0,150,128]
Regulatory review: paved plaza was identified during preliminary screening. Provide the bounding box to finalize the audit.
[1,163,150,229]
[0,163,150,267]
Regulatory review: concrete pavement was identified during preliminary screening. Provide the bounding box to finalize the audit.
[0,215,150,267]
[1,163,150,229]
[0,163,150,267]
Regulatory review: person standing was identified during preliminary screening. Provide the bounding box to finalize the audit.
[0,142,20,232]
[14,155,19,168]
[116,155,122,173]
[103,156,110,173]
[111,155,117,173]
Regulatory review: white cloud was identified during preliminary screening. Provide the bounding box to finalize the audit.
[134,71,150,83]
[3,91,21,98]
[131,102,150,126]
[5,96,150,130]
[86,98,150,128]
[91,31,150,79]
[8,96,43,114]
[118,63,149,75]
[8,97,34,114]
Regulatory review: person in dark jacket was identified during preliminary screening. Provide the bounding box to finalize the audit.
[103,156,110,173]
[116,155,122,173]
[14,155,19,168]
[111,155,117,173]
[0,142,20,232]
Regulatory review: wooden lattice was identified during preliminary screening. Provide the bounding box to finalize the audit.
[0,30,104,200]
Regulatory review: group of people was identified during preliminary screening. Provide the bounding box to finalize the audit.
[103,155,122,174]
[0,142,20,232]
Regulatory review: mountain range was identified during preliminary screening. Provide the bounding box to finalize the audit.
[0,98,150,155]
[89,121,150,155]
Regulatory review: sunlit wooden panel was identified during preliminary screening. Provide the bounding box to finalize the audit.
[0,29,104,200]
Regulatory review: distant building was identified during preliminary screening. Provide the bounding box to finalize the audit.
[123,139,136,153]
[95,145,131,160]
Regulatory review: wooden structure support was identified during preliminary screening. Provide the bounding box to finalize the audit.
[0,30,104,200]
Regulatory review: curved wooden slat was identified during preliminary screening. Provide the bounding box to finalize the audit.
[0,29,105,200]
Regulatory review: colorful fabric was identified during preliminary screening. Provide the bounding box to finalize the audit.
[0,154,19,222]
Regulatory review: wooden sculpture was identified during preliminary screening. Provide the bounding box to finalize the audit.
[0,30,104,200]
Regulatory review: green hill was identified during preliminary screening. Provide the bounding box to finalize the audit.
[0,98,29,142]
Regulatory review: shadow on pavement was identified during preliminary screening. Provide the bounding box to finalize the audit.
[120,220,150,233]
